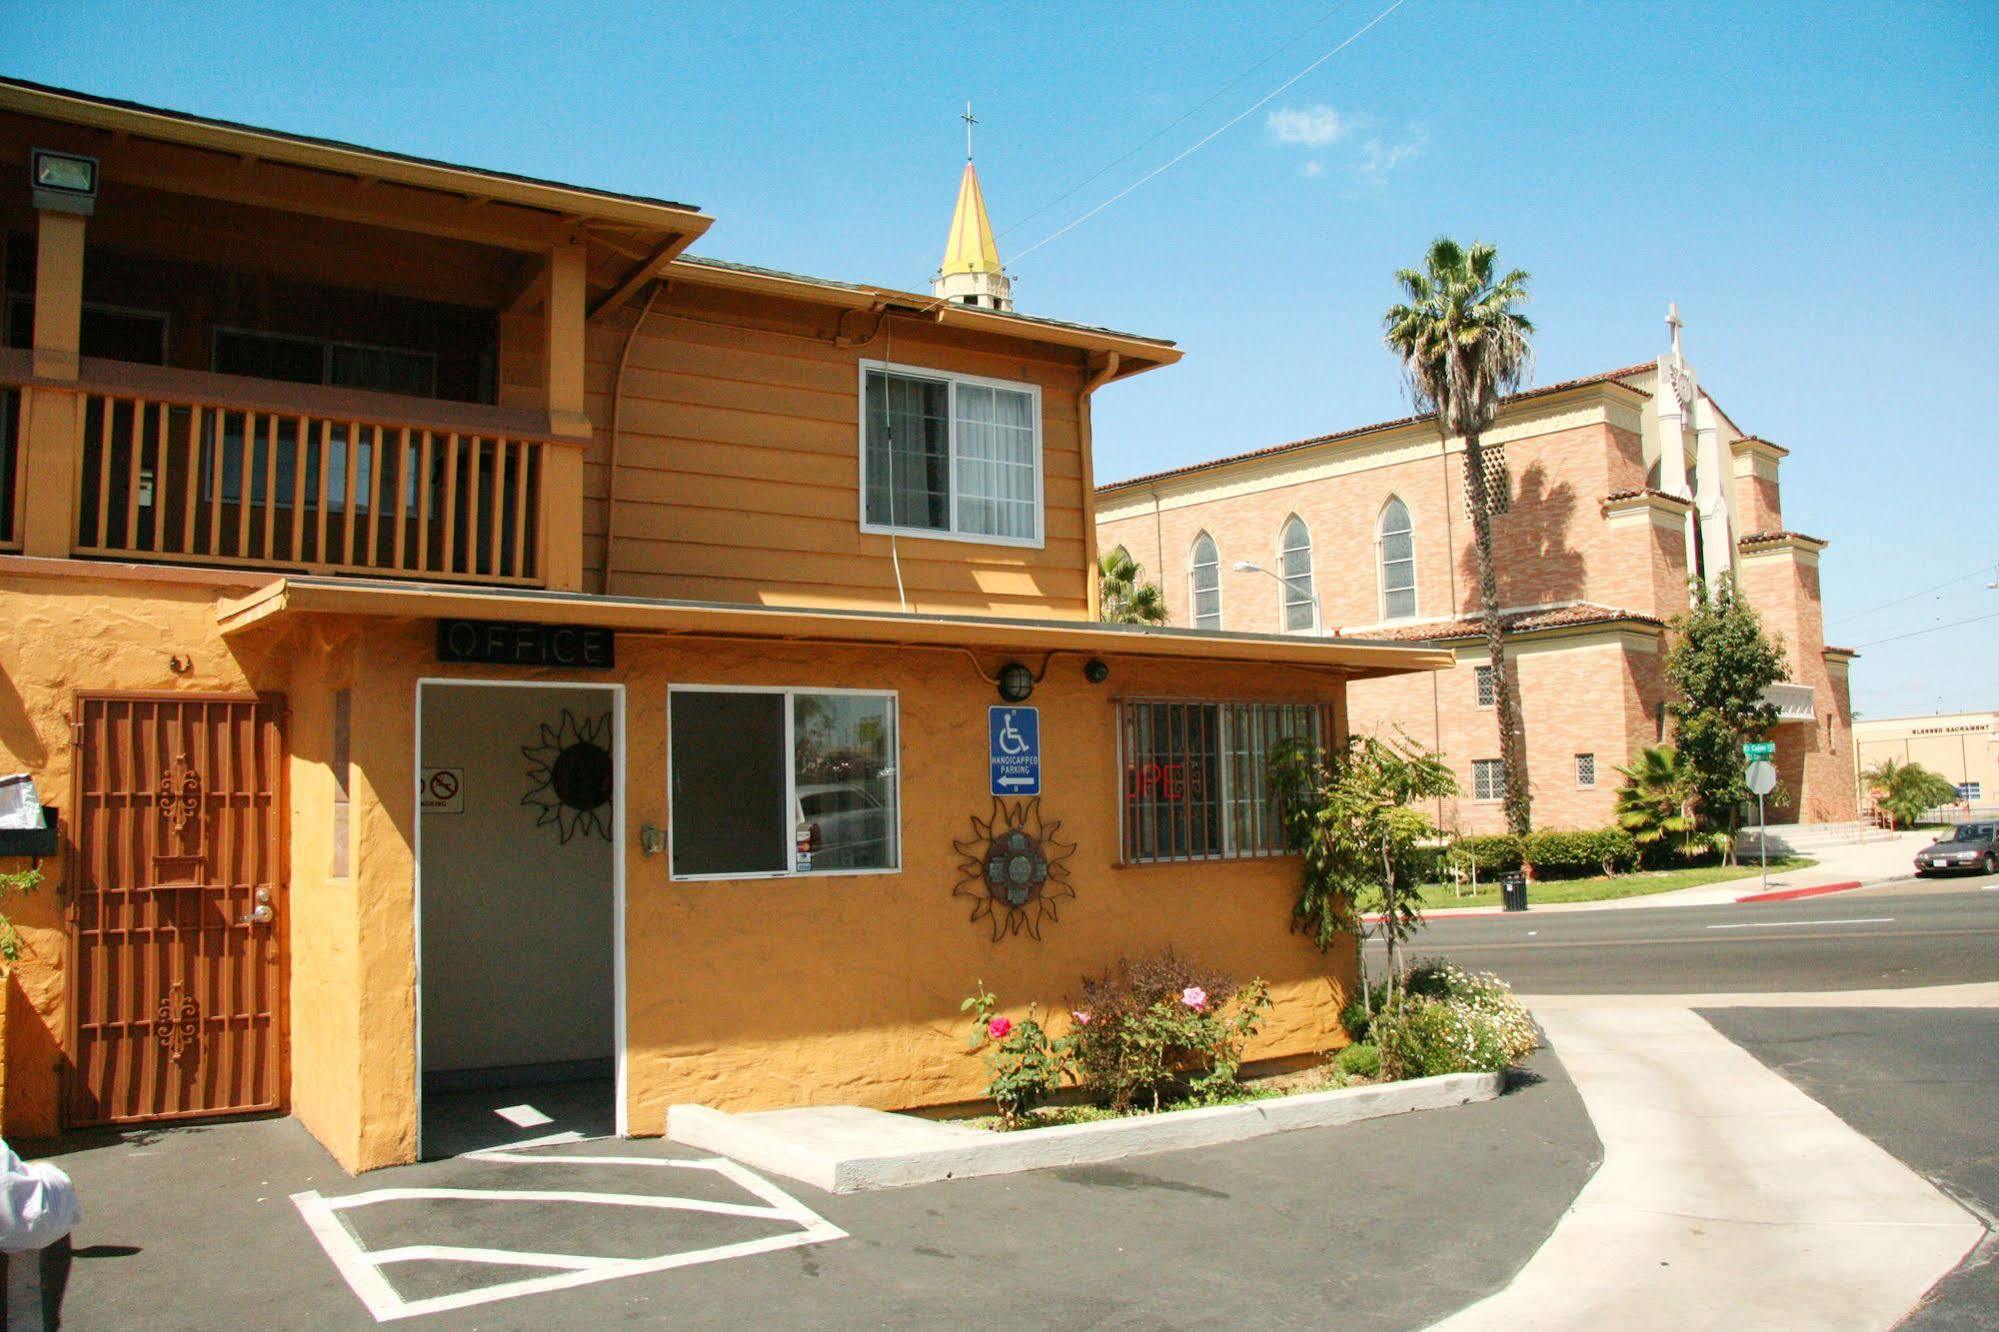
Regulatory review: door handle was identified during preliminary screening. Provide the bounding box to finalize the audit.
[240,887,273,925]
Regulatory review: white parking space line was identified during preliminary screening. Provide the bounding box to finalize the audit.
[293,1146,847,1323]
[1706,917,1895,931]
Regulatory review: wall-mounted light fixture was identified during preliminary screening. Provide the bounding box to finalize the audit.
[996,661,1035,703]
[31,149,98,216]
[1083,658,1110,685]
[639,823,668,856]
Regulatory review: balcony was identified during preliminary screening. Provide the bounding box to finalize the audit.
[2,351,574,585]
[1763,681,1816,723]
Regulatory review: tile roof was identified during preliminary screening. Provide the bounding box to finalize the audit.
[1336,602,1665,644]
[1097,362,1659,493]
[1738,529,1827,548]
[1603,487,1693,507]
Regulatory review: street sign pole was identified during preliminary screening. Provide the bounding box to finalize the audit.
[1743,755,1778,891]
[1758,789,1767,891]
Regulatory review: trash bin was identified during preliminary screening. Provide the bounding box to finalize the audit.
[1501,872,1528,913]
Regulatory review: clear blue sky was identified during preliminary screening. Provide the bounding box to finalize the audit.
[8,0,1994,717]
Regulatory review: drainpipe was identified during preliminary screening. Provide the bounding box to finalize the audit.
[1078,352,1120,621]
[602,281,665,595]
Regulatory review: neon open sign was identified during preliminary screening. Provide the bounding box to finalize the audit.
[1126,762,1208,802]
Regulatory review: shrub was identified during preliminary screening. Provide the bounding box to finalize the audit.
[962,984,1073,1129]
[1445,834,1523,879]
[1522,827,1639,879]
[1376,997,1508,1078]
[1071,951,1271,1111]
[1400,958,1539,1063]
[1335,1042,1380,1078]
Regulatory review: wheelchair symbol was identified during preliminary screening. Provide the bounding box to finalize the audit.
[996,711,1030,757]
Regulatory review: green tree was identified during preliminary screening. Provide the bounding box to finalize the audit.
[1863,758,1957,829]
[1383,238,1536,836]
[1097,546,1167,625]
[1665,574,1786,851]
[1613,745,1708,863]
[1271,734,1460,1014]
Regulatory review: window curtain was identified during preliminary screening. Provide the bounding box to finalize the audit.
[864,370,950,531]
[954,383,1036,539]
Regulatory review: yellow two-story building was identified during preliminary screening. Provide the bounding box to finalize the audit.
[0,79,1447,1171]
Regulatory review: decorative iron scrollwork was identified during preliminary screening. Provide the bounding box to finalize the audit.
[952,798,1076,941]
[154,983,200,1060]
[158,755,202,834]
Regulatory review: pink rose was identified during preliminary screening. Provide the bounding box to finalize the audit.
[1072,1010,1092,1026]
[987,1016,1012,1039]
[1182,986,1208,1010]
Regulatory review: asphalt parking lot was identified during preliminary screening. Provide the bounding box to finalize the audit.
[34,1048,1597,1330]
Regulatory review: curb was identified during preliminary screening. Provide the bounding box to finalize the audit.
[667,1070,1504,1193]
[1735,879,1862,904]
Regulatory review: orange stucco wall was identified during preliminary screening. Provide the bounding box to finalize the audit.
[0,558,1364,1171]
[305,618,1355,1170]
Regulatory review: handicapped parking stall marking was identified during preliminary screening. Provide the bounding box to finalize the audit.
[292,1143,846,1322]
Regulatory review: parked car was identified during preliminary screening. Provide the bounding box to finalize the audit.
[795,783,893,870]
[1913,822,1998,876]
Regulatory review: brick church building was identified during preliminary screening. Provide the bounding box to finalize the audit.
[1095,316,1856,834]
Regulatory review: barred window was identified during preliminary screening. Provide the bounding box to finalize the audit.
[1120,699,1330,863]
[1474,664,1495,709]
[1473,758,1505,802]
[1576,753,1596,788]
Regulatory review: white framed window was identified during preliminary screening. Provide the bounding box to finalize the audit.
[1473,758,1505,802]
[667,685,901,881]
[1576,753,1597,788]
[1119,698,1331,863]
[1474,664,1496,709]
[1188,532,1222,630]
[1378,496,1417,620]
[859,361,1042,547]
[1278,514,1316,632]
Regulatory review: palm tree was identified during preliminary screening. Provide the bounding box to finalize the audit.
[1613,745,1704,862]
[1098,546,1167,625]
[1384,238,1535,835]
[1863,758,1957,829]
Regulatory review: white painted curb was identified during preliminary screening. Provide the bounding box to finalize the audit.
[668,1070,1503,1193]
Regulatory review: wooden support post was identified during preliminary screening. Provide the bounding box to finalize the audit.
[539,239,590,590]
[21,210,87,558]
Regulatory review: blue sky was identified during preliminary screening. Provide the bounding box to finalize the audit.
[7,0,1995,717]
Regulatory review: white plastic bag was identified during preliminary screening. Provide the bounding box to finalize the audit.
[0,776,40,832]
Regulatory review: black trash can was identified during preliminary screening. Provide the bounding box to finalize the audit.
[1501,872,1528,912]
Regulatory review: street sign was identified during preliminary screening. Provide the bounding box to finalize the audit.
[989,706,1040,797]
[1745,760,1777,797]
[1742,741,1775,760]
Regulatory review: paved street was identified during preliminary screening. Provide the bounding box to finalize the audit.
[1380,871,1999,994]
[41,1048,1596,1330]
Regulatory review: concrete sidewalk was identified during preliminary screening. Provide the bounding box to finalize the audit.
[1423,828,1936,918]
[1429,998,1988,1331]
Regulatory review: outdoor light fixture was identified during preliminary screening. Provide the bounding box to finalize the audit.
[1083,658,1110,684]
[30,149,98,215]
[996,661,1035,703]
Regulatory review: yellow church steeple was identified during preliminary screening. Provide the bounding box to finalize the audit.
[933,102,1013,311]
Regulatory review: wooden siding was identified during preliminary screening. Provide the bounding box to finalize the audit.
[575,282,1096,617]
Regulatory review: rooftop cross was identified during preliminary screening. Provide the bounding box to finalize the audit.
[1666,301,1684,357]
[962,101,977,161]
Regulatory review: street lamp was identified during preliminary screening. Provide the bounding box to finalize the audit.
[1233,560,1322,634]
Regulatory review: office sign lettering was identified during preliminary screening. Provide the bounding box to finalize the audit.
[436,619,615,669]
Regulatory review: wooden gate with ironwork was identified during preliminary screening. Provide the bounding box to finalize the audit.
[68,694,287,1126]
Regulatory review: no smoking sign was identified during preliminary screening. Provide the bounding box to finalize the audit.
[421,767,464,814]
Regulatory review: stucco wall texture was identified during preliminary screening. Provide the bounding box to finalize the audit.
[1,561,1360,1172]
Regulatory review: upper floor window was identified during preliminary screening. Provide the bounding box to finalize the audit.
[1189,532,1221,630]
[860,362,1042,546]
[1378,496,1416,619]
[1474,664,1495,709]
[1278,514,1316,632]
[1473,758,1505,802]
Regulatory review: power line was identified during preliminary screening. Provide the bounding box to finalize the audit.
[1007,0,1412,272]
[1850,608,1999,650]
[995,3,1353,243]
[1831,559,1998,623]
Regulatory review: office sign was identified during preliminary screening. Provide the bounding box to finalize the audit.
[436,619,615,669]
[989,706,1041,797]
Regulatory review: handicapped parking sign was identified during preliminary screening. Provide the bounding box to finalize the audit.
[989,706,1041,796]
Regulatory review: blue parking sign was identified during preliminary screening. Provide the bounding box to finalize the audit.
[989,706,1040,797]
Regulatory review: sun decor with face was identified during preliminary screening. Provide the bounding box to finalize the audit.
[521,709,613,844]
[952,798,1076,941]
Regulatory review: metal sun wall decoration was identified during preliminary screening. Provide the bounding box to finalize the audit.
[521,709,614,843]
[952,797,1076,941]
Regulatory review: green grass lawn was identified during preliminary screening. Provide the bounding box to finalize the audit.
[1414,857,1816,910]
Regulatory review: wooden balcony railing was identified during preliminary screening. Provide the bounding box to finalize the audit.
[3,356,577,586]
